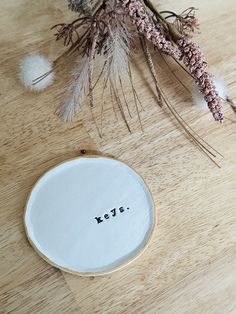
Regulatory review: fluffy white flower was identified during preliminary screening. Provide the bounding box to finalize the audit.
[20,54,54,92]
[191,76,228,111]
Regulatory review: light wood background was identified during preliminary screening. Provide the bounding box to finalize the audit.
[1,0,236,313]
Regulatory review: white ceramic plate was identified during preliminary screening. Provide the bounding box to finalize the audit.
[24,156,156,275]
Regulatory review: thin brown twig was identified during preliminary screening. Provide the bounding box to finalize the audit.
[88,31,99,107]
[89,104,102,138]
[92,60,107,90]
[163,93,221,167]
[110,81,131,133]
[100,77,107,136]
[143,55,222,164]
[128,62,145,111]
[133,87,145,111]
[110,83,118,121]
[32,69,54,85]
[159,52,192,93]
[158,65,223,156]
[140,37,162,106]
[158,85,222,165]
[155,75,223,158]
[128,64,144,131]
[119,76,132,118]
[172,56,195,80]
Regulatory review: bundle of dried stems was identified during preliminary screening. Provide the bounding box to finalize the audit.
[21,0,236,167]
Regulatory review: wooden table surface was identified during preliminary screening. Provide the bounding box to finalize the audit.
[1,0,236,313]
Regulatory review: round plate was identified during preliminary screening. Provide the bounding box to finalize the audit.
[24,156,156,276]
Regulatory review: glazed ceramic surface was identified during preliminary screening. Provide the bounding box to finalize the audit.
[24,156,155,275]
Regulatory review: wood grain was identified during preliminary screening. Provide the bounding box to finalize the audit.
[0,0,236,313]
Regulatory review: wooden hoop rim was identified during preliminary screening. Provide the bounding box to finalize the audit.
[24,154,157,276]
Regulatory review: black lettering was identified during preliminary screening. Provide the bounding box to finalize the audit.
[94,216,103,224]
[94,206,130,224]
[119,207,124,213]
[111,208,116,216]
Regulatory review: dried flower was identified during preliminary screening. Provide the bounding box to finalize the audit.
[51,23,79,46]
[121,0,182,59]
[19,54,54,91]
[173,7,199,36]
[57,57,90,121]
[20,0,236,166]
[104,10,132,82]
[192,76,227,111]
[178,37,224,122]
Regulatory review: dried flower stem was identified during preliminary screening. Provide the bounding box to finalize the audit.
[159,86,221,167]
[92,60,107,90]
[140,37,162,106]
[167,99,221,167]
[110,81,131,133]
[100,78,107,136]
[178,37,223,122]
[159,52,192,94]
[142,52,222,164]
[57,57,89,121]
[127,64,144,131]
[88,31,99,107]
[38,0,229,154]
[90,105,103,138]
[121,0,181,59]
[142,0,182,41]
[119,76,132,118]
[110,83,118,121]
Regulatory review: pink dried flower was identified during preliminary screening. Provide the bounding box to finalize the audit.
[174,7,199,36]
[178,36,223,122]
[51,23,79,46]
[121,0,181,59]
